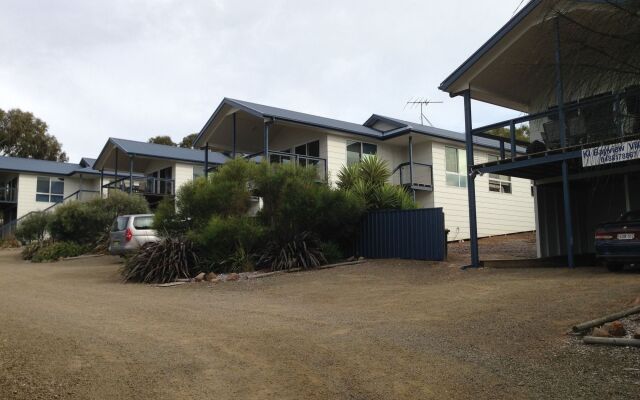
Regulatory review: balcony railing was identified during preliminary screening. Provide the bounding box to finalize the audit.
[392,162,433,191]
[473,87,640,162]
[245,151,328,181]
[104,176,175,196]
[0,186,17,203]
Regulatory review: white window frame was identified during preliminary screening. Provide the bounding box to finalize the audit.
[444,146,467,188]
[486,154,512,194]
[346,140,377,165]
[36,176,64,203]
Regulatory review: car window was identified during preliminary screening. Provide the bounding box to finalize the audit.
[112,216,129,232]
[619,211,640,222]
[133,216,154,230]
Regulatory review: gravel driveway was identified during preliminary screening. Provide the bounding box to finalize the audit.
[0,248,639,399]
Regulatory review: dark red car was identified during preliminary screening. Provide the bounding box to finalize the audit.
[595,210,640,271]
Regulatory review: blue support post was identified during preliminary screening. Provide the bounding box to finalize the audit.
[204,142,209,178]
[100,169,104,198]
[463,90,480,269]
[232,113,237,159]
[510,121,517,161]
[264,120,270,163]
[499,140,506,160]
[409,135,415,201]
[554,16,575,268]
[114,148,118,189]
[128,156,133,195]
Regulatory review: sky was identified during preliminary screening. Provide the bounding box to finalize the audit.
[0,0,527,162]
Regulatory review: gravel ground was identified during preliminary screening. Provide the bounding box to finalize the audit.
[0,248,639,399]
[448,231,538,262]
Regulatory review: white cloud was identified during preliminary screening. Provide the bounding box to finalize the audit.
[0,0,525,161]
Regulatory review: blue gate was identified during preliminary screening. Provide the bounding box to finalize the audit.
[358,208,446,261]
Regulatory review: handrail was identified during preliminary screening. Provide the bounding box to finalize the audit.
[471,87,640,140]
[392,161,432,175]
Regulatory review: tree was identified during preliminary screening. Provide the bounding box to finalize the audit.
[0,108,67,161]
[148,135,176,146]
[179,133,198,149]
[487,125,530,143]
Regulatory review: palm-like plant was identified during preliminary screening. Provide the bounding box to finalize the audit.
[337,156,416,210]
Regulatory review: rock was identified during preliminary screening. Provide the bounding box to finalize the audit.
[208,278,220,284]
[358,256,365,261]
[194,272,206,282]
[205,272,217,282]
[227,273,240,281]
[605,321,626,337]
[346,256,355,262]
[591,327,611,338]
[634,329,640,339]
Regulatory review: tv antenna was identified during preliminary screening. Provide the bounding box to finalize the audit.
[405,98,443,126]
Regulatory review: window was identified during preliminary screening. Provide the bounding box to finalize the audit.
[346,141,377,165]
[36,176,64,203]
[133,216,154,230]
[112,216,129,232]
[487,155,512,194]
[445,147,467,187]
[274,140,321,165]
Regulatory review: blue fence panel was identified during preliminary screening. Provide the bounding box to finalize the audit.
[359,208,446,261]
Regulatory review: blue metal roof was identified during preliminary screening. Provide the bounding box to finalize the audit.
[0,156,82,176]
[225,98,384,137]
[79,157,96,168]
[108,138,229,164]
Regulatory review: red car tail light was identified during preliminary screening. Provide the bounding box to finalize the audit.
[594,230,613,240]
[125,228,133,242]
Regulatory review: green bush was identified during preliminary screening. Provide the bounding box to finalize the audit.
[191,215,265,271]
[48,192,150,246]
[22,240,48,260]
[121,237,200,283]
[31,241,88,263]
[14,212,51,243]
[320,241,343,264]
[258,232,327,271]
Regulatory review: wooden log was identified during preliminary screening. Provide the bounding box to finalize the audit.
[583,336,640,347]
[572,305,640,332]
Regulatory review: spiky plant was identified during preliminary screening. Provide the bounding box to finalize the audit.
[258,231,327,271]
[121,237,200,284]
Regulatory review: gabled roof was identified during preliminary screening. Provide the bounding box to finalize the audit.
[195,98,383,147]
[97,138,229,167]
[79,157,96,168]
[439,0,544,95]
[366,115,509,150]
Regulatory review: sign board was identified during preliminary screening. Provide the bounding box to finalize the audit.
[582,139,640,167]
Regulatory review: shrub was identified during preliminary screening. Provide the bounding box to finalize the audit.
[258,231,327,271]
[48,192,150,246]
[191,215,265,271]
[0,235,21,249]
[22,240,48,260]
[31,241,88,263]
[320,241,343,264]
[121,237,200,283]
[14,212,51,243]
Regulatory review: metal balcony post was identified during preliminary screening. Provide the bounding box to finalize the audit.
[114,148,118,184]
[408,135,415,201]
[232,113,237,158]
[128,156,134,195]
[510,121,517,161]
[100,169,104,198]
[500,141,506,160]
[264,120,270,164]
[554,16,574,268]
[463,90,480,269]
[204,142,209,178]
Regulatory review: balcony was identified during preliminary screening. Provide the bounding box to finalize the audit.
[0,186,16,203]
[473,88,640,163]
[104,176,175,196]
[245,151,328,181]
[392,162,433,191]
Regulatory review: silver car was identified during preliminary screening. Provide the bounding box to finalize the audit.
[108,214,159,255]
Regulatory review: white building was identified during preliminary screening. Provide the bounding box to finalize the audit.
[193,98,535,240]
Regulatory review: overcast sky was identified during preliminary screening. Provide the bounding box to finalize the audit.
[0,0,526,162]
